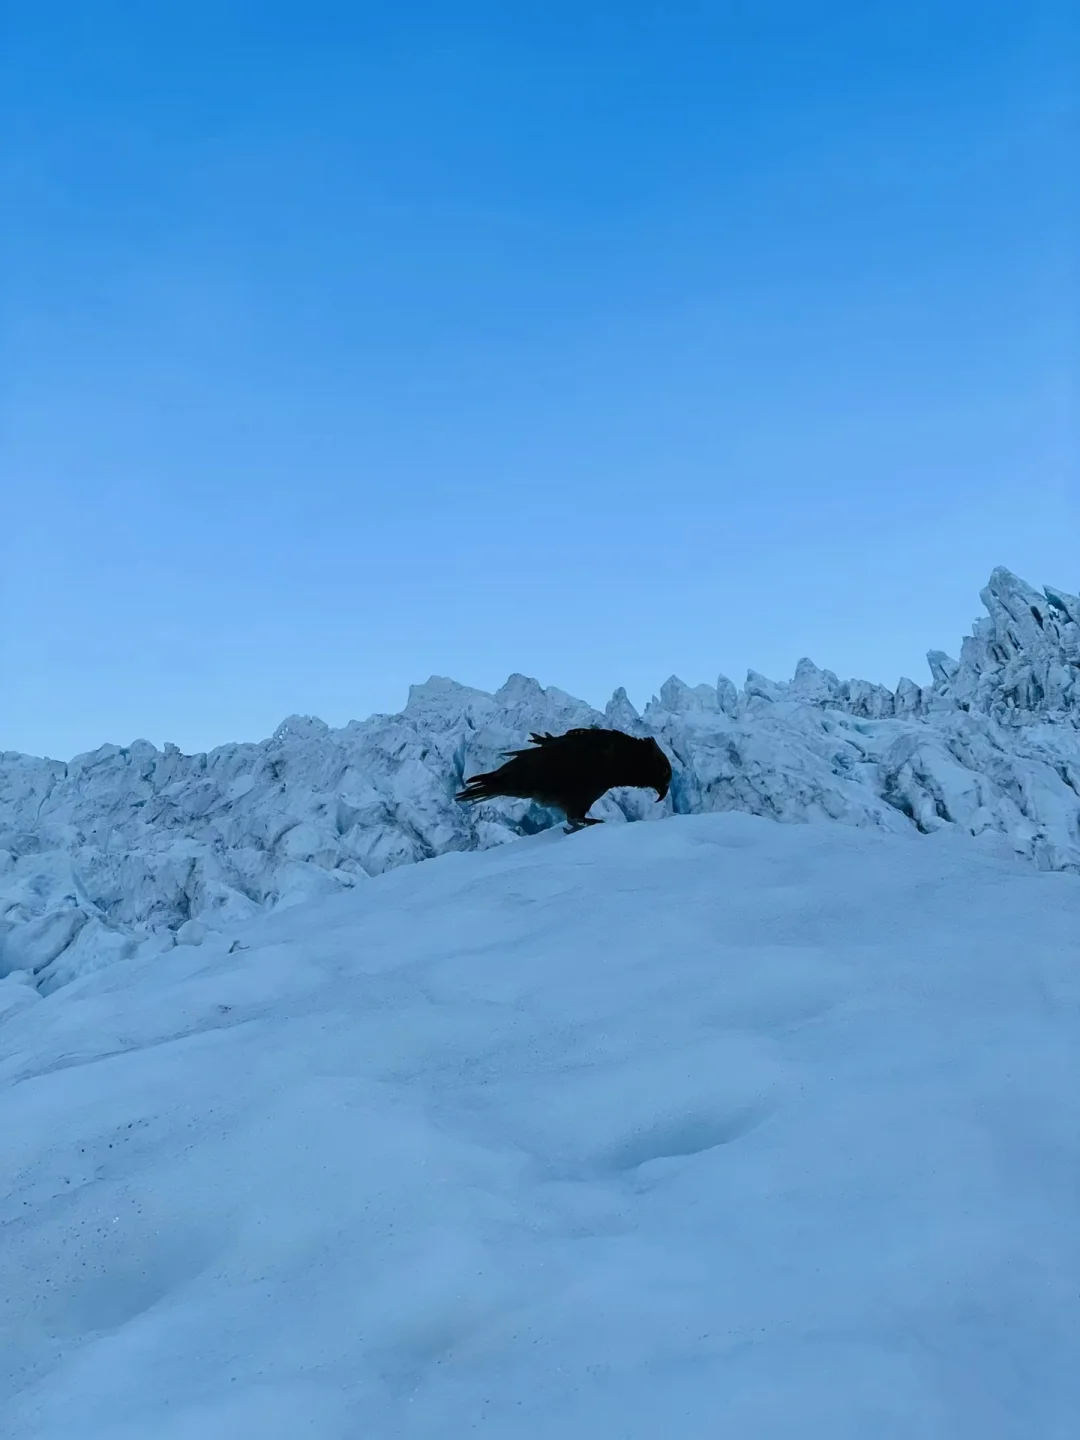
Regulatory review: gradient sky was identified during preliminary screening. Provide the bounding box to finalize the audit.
[3,1,1076,760]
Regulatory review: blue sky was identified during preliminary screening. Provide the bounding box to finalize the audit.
[3,1,1075,759]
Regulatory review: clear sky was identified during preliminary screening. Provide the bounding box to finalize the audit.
[3,1,1076,760]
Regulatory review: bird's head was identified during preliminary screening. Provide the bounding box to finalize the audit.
[645,737,672,803]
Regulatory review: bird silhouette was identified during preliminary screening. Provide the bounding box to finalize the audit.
[456,727,671,832]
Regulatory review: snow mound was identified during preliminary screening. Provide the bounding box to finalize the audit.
[2,568,1078,991]
[1,814,1077,1437]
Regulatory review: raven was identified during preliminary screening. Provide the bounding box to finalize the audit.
[456,727,672,832]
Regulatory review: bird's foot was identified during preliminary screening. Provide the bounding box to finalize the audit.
[563,818,604,834]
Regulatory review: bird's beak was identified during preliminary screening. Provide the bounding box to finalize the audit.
[655,787,668,803]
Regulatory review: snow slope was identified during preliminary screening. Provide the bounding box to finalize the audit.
[2,567,1078,992]
[2,813,1078,1439]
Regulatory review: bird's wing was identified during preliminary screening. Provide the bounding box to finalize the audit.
[527,727,602,748]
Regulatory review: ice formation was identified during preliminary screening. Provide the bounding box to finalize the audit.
[2,567,1077,993]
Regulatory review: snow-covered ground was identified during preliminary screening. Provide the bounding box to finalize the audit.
[2,812,1078,1438]
[2,567,1078,993]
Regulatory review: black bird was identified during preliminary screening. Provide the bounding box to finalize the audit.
[456,727,672,832]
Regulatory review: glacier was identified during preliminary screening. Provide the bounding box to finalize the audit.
[1,565,1078,995]
[2,811,1078,1437]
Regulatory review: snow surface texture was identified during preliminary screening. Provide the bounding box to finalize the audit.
[1,566,1078,993]
[2,814,1078,1438]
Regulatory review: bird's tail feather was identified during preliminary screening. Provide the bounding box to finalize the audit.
[455,772,501,804]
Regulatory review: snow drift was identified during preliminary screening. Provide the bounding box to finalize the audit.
[2,566,1078,993]
[2,813,1078,1438]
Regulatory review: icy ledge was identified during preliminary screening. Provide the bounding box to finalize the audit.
[1,567,1078,994]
